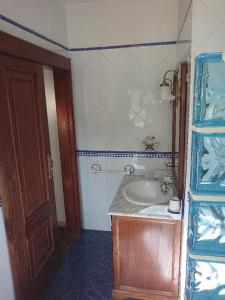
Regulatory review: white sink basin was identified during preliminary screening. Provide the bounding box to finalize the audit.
[122,180,173,206]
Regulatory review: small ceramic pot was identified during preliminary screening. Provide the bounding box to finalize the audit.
[168,196,181,214]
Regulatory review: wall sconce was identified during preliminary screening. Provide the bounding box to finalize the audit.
[160,70,178,103]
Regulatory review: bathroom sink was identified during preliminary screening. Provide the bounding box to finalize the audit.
[122,180,173,206]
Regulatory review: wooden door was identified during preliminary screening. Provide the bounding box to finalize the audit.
[0,55,59,300]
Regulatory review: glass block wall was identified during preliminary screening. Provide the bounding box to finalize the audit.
[186,53,225,299]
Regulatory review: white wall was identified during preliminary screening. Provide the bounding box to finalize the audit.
[0,0,179,233]
[177,0,193,62]
[44,67,66,224]
[78,155,172,231]
[0,209,15,300]
[67,0,179,230]
[66,0,178,48]
[192,0,225,56]
[0,0,68,56]
[176,1,193,299]
[73,41,177,231]
[180,1,225,299]
[72,46,176,152]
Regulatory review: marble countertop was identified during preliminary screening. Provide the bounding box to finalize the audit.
[108,175,182,221]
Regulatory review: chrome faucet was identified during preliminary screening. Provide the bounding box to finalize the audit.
[165,161,173,168]
[165,161,178,168]
[124,165,135,175]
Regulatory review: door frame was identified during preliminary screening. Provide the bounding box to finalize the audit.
[0,30,81,235]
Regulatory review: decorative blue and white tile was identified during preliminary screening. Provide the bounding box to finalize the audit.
[76,150,176,158]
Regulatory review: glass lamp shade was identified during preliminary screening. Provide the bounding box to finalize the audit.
[160,85,175,102]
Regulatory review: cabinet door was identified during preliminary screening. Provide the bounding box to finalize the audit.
[112,216,181,298]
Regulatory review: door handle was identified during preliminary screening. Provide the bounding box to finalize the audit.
[47,154,54,180]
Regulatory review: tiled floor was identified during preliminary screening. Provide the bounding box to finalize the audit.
[43,230,113,300]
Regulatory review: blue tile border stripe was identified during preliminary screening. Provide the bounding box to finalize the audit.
[69,41,177,52]
[177,39,191,44]
[76,150,178,158]
[0,14,177,52]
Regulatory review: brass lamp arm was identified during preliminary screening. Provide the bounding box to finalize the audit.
[161,70,178,86]
[162,69,178,81]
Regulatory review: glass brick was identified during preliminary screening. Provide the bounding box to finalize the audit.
[193,53,225,127]
[186,256,225,300]
[188,198,225,256]
[191,131,225,194]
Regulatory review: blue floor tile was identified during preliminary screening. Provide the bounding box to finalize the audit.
[43,230,113,300]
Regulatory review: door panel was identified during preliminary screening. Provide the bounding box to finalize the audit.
[0,54,58,300]
[112,216,181,299]
[7,71,47,216]
[27,216,54,279]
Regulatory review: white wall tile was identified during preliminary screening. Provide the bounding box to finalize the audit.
[177,0,192,35]
[77,155,171,231]
[92,216,111,231]
[177,1,193,298]
[201,0,225,23]
[72,44,177,231]
[82,214,94,230]
[180,1,225,298]
[195,22,225,55]
[177,0,193,62]
[193,0,222,52]
[72,44,177,153]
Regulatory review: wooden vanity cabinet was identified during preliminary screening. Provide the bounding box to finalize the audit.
[112,216,181,300]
